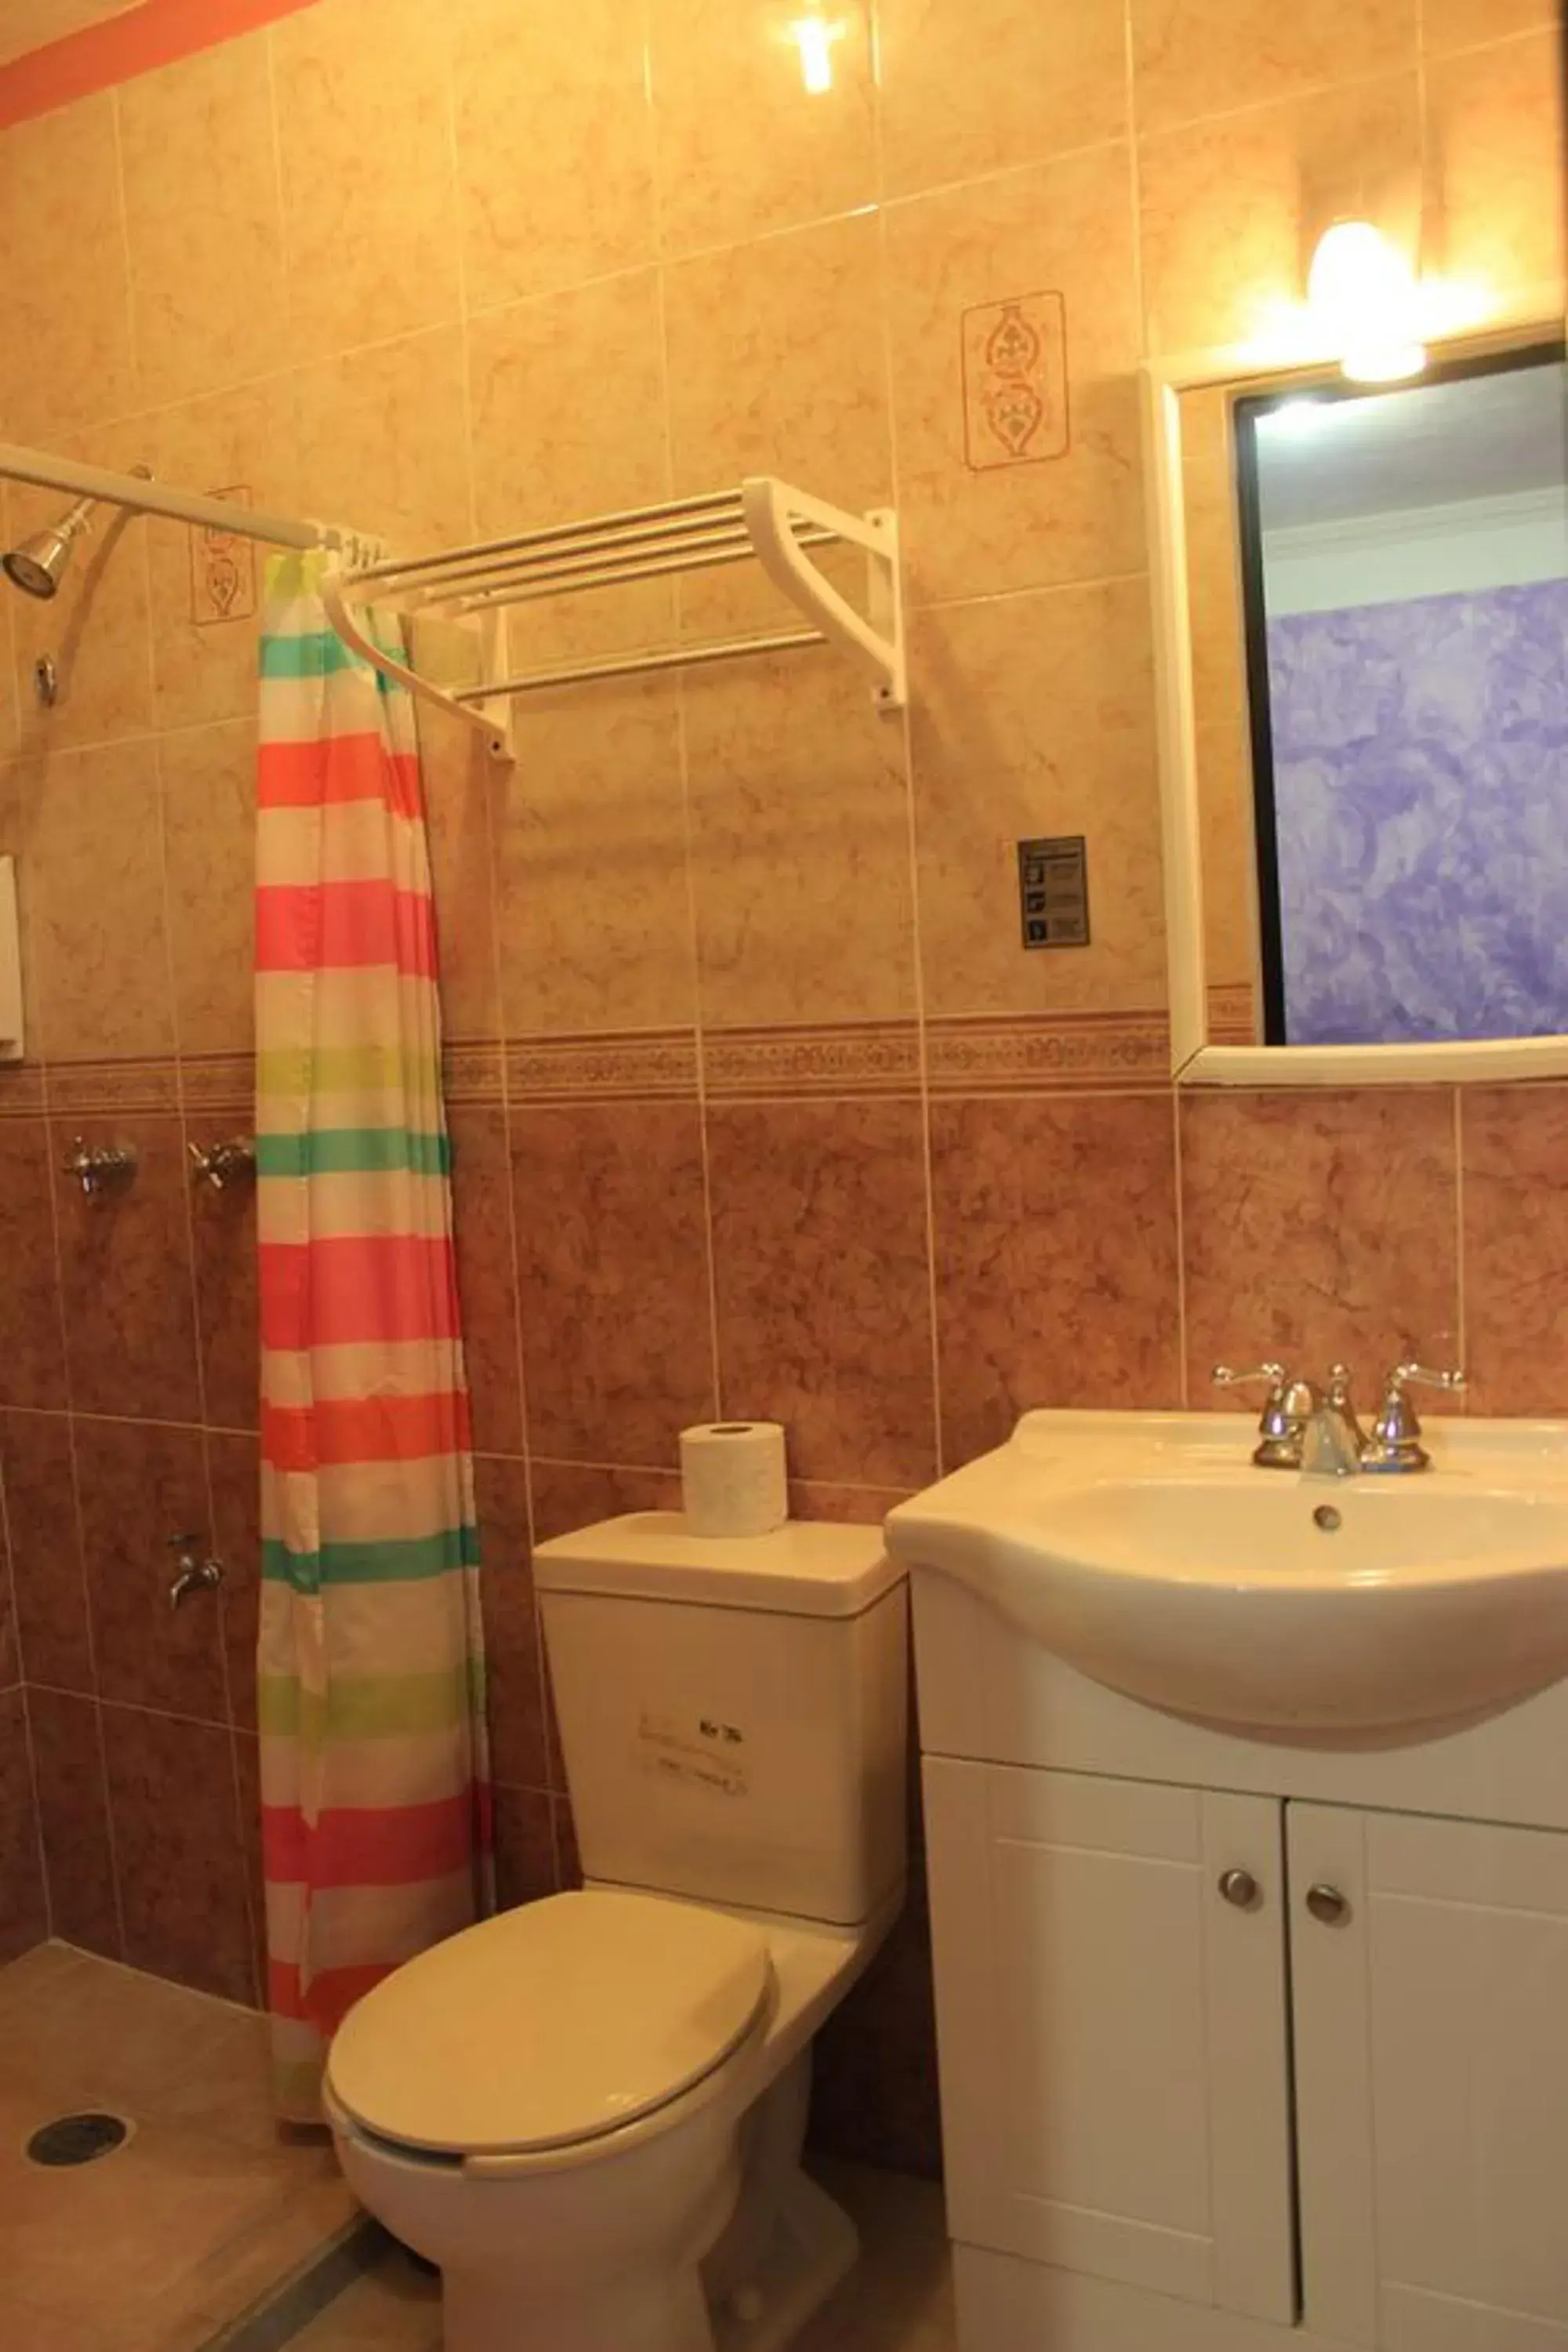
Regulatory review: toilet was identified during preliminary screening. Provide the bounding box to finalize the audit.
[324,1512,908,2352]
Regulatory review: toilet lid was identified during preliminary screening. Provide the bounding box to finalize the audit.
[326,1889,773,2157]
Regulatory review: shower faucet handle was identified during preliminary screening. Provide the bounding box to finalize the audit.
[64,1135,138,1199]
[166,1533,224,1612]
[187,1135,256,1191]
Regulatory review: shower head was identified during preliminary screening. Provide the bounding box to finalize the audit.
[2,495,96,599]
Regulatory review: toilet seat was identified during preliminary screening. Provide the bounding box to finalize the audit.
[326,1889,774,2161]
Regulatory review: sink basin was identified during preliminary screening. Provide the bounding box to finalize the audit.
[885,1411,1568,1739]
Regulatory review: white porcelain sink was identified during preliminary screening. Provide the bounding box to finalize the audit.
[885,1411,1568,1739]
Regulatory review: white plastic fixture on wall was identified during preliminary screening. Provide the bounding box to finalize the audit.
[1141,281,1568,1088]
[321,475,908,766]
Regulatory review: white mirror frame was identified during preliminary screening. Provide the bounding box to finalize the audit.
[1144,285,1568,1086]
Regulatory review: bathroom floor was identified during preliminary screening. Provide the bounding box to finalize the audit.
[290,2156,955,2352]
[0,1940,359,2352]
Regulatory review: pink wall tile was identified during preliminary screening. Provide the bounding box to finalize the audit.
[1461,1085,1568,1414]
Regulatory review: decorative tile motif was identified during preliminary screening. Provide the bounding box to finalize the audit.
[188,486,257,626]
[46,1054,180,1116]
[961,291,1069,470]
[505,1029,699,1106]
[927,1010,1170,1094]
[703,1022,921,1102]
[0,1062,46,1118]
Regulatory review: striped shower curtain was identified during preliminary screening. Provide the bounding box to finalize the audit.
[254,550,492,2121]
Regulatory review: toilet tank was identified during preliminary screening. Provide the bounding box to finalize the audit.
[532,1515,907,1928]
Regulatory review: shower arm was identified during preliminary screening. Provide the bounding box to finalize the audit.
[0,440,383,568]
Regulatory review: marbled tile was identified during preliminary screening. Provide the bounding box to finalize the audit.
[706,1098,938,1486]
[884,147,1144,607]
[474,1455,548,1791]
[1180,383,1249,742]
[790,1482,912,1524]
[0,1122,67,1409]
[148,387,297,733]
[1,1410,92,1693]
[0,1688,45,1962]
[272,0,461,352]
[1180,1088,1461,1402]
[52,1115,202,1425]
[8,434,157,757]
[495,681,696,1038]
[187,1116,260,1432]
[684,655,918,1030]
[450,1109,524,1458]
[162,722,256,1060]
[207,1429,260,1733]
[506,1030,699,1109]
[232,1725,266,2000]
[664,212,891,543]
[20,743,172,1062]
[467,273,673,667]
[100,1703,256,2003]
[931,1093,1182,1466]
[510,1099,717,1465]
[118,30,287,408]
[1423,0,1557,46]
[0,92,134,441]
[809,1860,942,2180]
[454,0,655,307]
[879,0,1127,197]
[1138,72,1422,354]
[292,328,473,557]
[75,1417,225,1720]
[1131,0,1417,136]
[0,1533,13,1693]
[528,1460,684,1545]
[492,1783,558,1911]
[1426,31,1565,296]
[1461,1087,1568,1415]
[417,675,503,1044]
[910,580,1164,1020]
[27,1686,120,1958]
[648,0,877,256]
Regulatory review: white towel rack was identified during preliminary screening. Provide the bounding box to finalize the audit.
[322,476,906,764]
[0,440,383,567]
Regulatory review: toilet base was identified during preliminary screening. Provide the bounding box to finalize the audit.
[707,2167,859,2352]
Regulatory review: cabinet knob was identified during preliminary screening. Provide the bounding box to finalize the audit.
[1218,1867,1260,1909]
[1306,1882,1350,1926]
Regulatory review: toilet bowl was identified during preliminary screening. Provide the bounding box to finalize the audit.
[326,1885,900,2352]
[325,1513,908,2352]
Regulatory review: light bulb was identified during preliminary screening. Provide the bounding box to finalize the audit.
[1306,220,1426,384]
[787,15,841,94]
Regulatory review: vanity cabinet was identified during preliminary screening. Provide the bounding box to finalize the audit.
[925,1756,1568,2350]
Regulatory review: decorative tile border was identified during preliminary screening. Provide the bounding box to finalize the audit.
[505,1029,699,1109]
[1207,982,1258,1044]
[702,1022,921,1102]
[45,1055,181,1116]
[0,1062,47,1118]
[181,1051,255,1116]
[443,1040,505,1108]
[0,0,323,132]
[926,1010,1171,1095]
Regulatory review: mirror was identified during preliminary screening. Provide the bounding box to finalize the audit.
[1149,313,1568,1083]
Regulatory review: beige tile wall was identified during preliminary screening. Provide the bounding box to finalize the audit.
[0,0,1559,2169]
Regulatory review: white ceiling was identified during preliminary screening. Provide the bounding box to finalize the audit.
[0,2,136,70]
[1256,358,1568,532]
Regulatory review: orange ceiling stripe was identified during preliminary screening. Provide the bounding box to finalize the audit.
[0,0,322,129]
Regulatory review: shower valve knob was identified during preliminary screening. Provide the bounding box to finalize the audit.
[187,1136,256,1191]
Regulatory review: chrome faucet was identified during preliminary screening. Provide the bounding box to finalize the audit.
[63,1135,138,1198]
[1213,1359,1463,1475]
[187,1135,256,1191]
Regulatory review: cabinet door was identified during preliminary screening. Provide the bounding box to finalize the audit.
[923,1758,1295,2321]
[1290,1802,1568,2350]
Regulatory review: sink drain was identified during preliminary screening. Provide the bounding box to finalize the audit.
[25,2111,130,2167]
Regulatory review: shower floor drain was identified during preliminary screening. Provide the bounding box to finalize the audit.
[25,2111,131,2167]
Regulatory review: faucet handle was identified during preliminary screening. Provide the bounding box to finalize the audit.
[1363,1361,1466,1475]
[1211,1361,1288,1393]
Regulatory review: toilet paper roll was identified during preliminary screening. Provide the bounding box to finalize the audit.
[679,1421,789,1537]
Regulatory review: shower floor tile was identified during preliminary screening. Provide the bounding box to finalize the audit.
[0,1941,358,2352]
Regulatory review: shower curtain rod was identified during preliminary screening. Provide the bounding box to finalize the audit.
[0,440,384,567]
